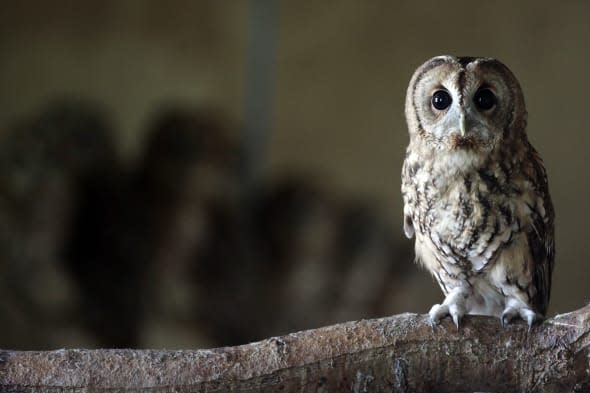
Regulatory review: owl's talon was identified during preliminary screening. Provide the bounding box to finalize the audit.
[519,308,538,331]
[449,304,462,330]
[500,303,538,329]
[500,307,518,327]
[452,315,460,330]
[428,318,436,333]
[428,298,466,329]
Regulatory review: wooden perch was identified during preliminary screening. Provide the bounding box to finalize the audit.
[2,305,590,392]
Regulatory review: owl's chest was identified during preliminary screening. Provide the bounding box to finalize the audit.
[409,167,524,268]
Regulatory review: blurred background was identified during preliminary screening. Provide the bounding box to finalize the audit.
[0,1,588,350]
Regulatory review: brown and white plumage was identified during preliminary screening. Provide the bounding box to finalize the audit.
[401,56,554,327]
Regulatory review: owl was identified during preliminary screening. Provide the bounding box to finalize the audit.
[401,56,554,328]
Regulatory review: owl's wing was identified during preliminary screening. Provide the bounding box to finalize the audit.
[403,214,415,239]
[527,146,555,316]
[401,157,416,239]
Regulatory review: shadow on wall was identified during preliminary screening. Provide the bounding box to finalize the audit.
[0,98,413,349]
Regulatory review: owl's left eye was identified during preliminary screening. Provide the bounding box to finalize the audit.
[474,88,496,110]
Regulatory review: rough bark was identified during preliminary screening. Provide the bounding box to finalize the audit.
[1,305,590,393]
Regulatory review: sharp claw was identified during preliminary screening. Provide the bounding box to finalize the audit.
[523,311,536,331]
[501,304,538,329]
[448,304,462,330]
[428,298,467,331]
[451,312,460,330]
[428,318,436,333]
[501,307,517,327]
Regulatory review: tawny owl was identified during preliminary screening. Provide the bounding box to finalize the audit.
[401,56,554,328]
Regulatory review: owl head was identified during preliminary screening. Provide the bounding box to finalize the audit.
[405,56,527,154]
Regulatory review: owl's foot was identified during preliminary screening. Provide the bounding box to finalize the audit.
[429,303,465,329]
[428,288,469,329]
[500,299,539,330]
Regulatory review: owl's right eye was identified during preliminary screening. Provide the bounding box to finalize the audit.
[431,90,452,110]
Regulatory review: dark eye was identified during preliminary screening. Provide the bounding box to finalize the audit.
[431,90,452,110]
[474,88,496,110]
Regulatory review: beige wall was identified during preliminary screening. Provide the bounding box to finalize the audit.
[1,1,589,316]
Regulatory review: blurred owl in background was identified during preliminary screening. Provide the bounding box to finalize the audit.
[0,99,118,348]
[401,56,554,328]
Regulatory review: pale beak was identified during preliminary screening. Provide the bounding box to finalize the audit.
[459,112,467,136]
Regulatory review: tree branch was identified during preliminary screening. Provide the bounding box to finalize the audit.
[2,305,590,392]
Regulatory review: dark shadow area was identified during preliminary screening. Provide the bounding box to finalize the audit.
[0,100,413,349]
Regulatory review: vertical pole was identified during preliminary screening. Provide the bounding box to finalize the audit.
[242,0,278,190]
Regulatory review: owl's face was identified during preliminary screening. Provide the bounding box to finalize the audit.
[405,56,526,154]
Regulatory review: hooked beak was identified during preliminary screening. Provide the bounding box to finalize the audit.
[448,111,476,150]
[459,112,467,136]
